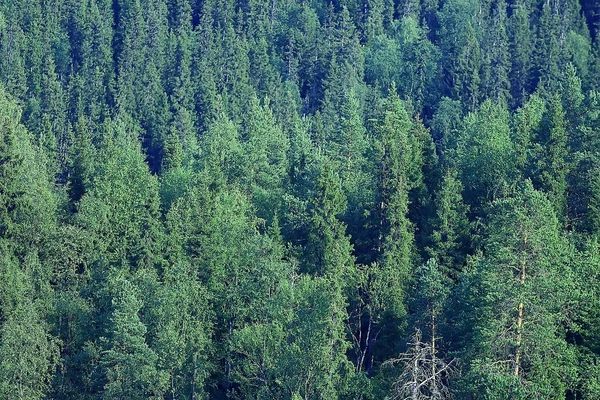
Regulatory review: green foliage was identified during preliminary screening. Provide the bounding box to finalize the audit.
[101,271,164,400]
[427,168,470,276]
[513,94,545,173]
[456,100,516,204]
[365,17,439,110]
[532,94,569,220]
[509,1,532,106]
[438,0,481,109]
[481,0,511,103]
[0,86,56,249]
[454,182,578,398]
[375,91,415,312]
[409,258,451,339]
[152,260,212,400]
[75,118,162,269]
[0,250,59,400]
[1,1,600,399]
[242,96,290,222]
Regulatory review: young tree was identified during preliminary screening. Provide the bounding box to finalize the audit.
[150,260,212,400]
[277,275,354,400]
[438,0,481,109]
[349,92,417,374]
[512,94,545,175]
[0,86,56,252]
[534,2,562,93]
[306,160,356,284]
[481,0,511,103]
[242,96,290,223]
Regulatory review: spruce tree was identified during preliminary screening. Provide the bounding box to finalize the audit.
[427,169,470,277]
[508,0,533,106]
[102,271,164,400]
[481,0,511,103]
[74,118,163,270]
[535,94,569,221]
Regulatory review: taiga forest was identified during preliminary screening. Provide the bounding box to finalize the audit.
[1,0,600,398]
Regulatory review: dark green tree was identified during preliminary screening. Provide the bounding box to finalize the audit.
[533,94,569,221]
[481,0,511,103]
[427,169,470,277]
[508,0,533,106]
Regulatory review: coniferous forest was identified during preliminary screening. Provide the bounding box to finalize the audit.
[2,0,600,398]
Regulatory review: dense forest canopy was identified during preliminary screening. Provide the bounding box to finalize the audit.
[1,0,600,398]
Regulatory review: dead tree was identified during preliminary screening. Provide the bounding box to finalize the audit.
[383,329,457,400]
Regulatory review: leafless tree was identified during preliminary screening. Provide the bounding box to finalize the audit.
[383,329,457,400]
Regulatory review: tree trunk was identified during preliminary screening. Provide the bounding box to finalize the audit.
[514,235,527,377]
[431,313,436,383]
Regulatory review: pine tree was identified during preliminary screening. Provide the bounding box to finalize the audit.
[0,86,56,252]
[278,275,353,400]
[407,115,438,255]
[513,94,545,175]
[165,25,198,173]
[438,0,481,109]
[68,115,96,202]
[165,172,292,396]
[328,6,364,90]
[198,107,245,186]
[306,160,356,282]
[192,0,220,131]
[40,51,71,179]
[151,259,212,400]
[349,92,416,374]
[218,21,252,120]
[376,92,416,276]
[561,63,586,147]
[325,89,371,208]
[535,2,562,93]
[409,259,451,353]
[363,0,385,41]
[76,0,115,126]
[430,97,463,165]
[385,259,456,400]
[0,21,28,102]
[586,168,600,238]
[454,182,578,398]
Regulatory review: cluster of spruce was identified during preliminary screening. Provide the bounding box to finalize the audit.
[1,0,600,399]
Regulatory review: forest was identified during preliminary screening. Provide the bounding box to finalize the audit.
[1,0,600,398]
